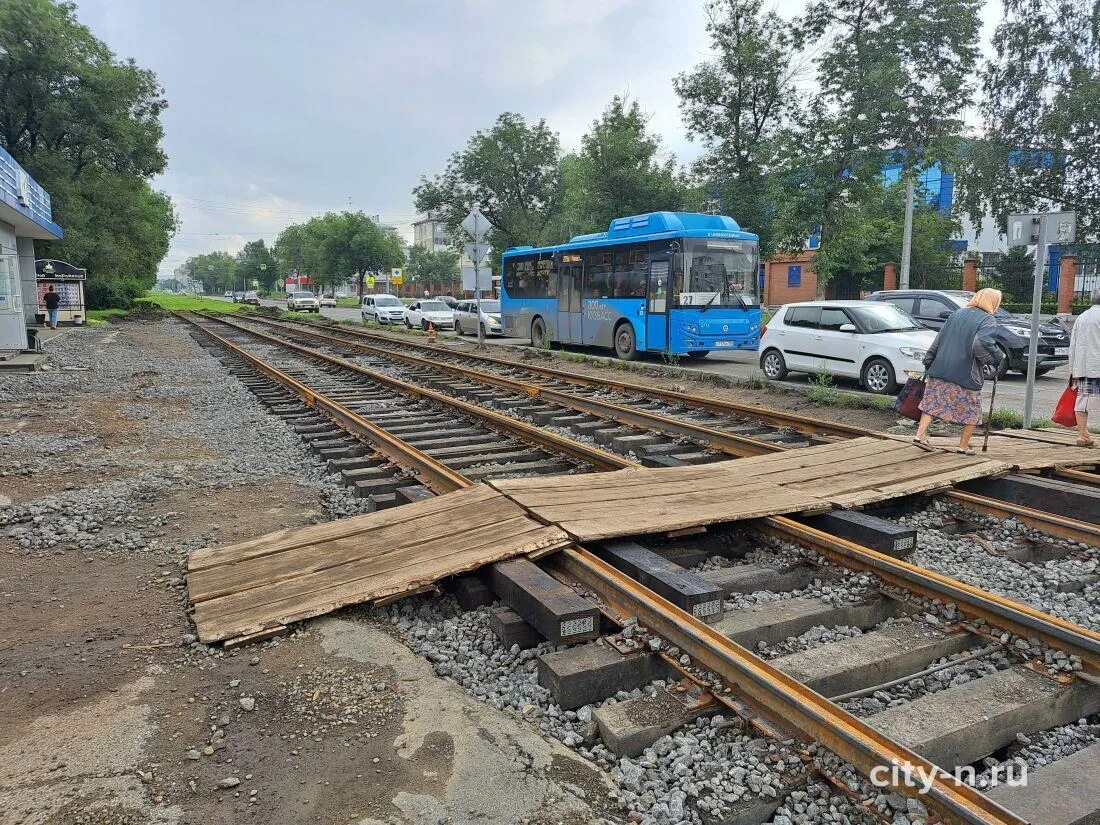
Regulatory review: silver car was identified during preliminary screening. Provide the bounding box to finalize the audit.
[287,291,320,312]
[361,293,405,324]
[453,299,502,337]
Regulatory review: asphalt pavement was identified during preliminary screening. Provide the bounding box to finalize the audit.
[241,296,1068,419]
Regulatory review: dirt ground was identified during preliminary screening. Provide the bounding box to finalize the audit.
[0,322,614,825]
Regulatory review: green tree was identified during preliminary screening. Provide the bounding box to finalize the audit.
[0,0,176,286]
[184,251,236,295]
[787,0,981,284]
[407,246,460,286]
[992,246,1035,301]
[236,240,277,292]
[560,96,697,236]
[273,223,308,282]
[278,212,404,293]
[674,0,799,256]
[413,113,563,251]
[956,0,1100,238]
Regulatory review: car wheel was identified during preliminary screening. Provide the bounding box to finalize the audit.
[862,357,897,395]
[481,323,489,338]
[614,323,638,360]
[404,318,411,328]
[454,321,463,336]
[760,349,787,380]
[530,317,547,348]
[421,319,429,331]
[981,346,1009,380]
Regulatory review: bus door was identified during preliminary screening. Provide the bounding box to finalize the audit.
[556,263,582,343]
[645,255,670,351]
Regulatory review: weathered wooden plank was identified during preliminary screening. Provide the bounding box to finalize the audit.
[188,484,501,571]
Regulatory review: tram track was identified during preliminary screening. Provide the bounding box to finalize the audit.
[177,310,1100,825]
[214,311,1100,547]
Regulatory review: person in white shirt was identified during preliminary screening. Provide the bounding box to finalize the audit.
[1068,289,1100,447]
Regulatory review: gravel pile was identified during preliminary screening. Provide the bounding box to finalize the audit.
[898,500,1098,629]
[0,324,374,557]
[971,719,1099,790]
[381,596,815,825]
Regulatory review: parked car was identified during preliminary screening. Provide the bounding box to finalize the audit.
[243,291,260,306]
[453,299,502,337]
[319,294,337,308]
[758,301,936,394]
[361,293,405,324]
[231,291,246,303]
[865,289,1071,378]
[404,299,455,331]
[435,295,460,309]
[287,291,320,313]
[223,290,233,298]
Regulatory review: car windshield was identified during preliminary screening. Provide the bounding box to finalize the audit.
[293,292,313,298]
[479,300,501,312]
[421,301,447,311]
[679,238,759,309]
[375,296,401,306]
[848,304,924,333]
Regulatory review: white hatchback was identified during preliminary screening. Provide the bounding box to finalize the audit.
[758,301,936,394]
[403,299,455,331]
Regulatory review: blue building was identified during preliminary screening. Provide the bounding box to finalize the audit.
[0,145,64,351]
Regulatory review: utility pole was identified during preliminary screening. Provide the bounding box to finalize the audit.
[899,176,914,290]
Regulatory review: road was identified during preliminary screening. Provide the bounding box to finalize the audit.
[244,296,1069,418]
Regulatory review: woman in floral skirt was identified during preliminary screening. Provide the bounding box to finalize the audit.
[913,288,1004,454]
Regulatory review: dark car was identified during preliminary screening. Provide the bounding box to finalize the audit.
[865,289,1070,378]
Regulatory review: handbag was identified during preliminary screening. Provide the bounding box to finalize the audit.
[891,377,926,422]
[1052,383,1078,428]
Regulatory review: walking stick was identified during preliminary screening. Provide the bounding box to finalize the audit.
[982,370,999,452]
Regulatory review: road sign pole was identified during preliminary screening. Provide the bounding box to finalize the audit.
[1022,218,1046,429]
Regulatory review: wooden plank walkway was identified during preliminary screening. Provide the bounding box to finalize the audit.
[188,485,571,643]
[187,434,1097,643]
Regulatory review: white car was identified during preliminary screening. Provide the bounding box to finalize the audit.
[404,299,455,331]
[758,301,936,394]
[453,299,502,336]
[287,291,320,313]
[361,294,405,324]
[319,295,337,308]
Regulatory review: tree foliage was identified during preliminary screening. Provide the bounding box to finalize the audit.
[785,0,981,283]
[674,0,798,256]
[0,0,176,285]
[236,240,277,291]
[274,212,405,292]
[956,0,1100,238]
[560,96,697,236]
[413,113,563,251]
[407,246,460,285]
[183,251,237,294]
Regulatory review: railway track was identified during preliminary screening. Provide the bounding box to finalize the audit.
[178,310,1100,825]
[213,311,1100,547]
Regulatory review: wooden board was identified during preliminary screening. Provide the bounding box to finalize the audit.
[188,486,571,643]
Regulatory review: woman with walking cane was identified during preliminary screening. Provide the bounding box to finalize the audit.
[913,288,1005,455]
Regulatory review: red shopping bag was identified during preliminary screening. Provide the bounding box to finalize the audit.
[1052,385,1078,428]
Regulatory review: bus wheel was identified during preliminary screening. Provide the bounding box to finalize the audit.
[685,350,709,360]
[614,323,638,360]
[530,317,548,348]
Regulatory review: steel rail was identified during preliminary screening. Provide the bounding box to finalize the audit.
[1052,467,1100,486]
[945,489,1100,547]
[181,311,1073,823]
[176,312,469,492]
[277,315,871,440]
[759,516,1100,674]
[226,313,783,457]
[195,311,628,472]
[544,545,1027,825]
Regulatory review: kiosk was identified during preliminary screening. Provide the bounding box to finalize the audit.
[35,259,86,325]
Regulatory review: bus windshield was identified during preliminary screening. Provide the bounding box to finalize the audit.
[679,239,758,309]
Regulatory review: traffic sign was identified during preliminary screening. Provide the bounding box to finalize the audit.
[1008,212,1076,247]
[461,205,491,240]
[366,274,376,288]
[391,267,403,285]
[462,266,493,291]
[464,242,491,265]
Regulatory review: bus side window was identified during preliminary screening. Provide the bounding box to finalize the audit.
[584,250,612,298]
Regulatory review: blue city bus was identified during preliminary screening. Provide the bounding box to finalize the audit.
[500,211,761,360]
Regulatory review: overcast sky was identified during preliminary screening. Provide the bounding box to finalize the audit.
[73,0,1001,280]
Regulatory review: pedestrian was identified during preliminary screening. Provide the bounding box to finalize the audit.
[913,287,1005,454]
[43,284,61,330]
[1067,288,1100,447]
